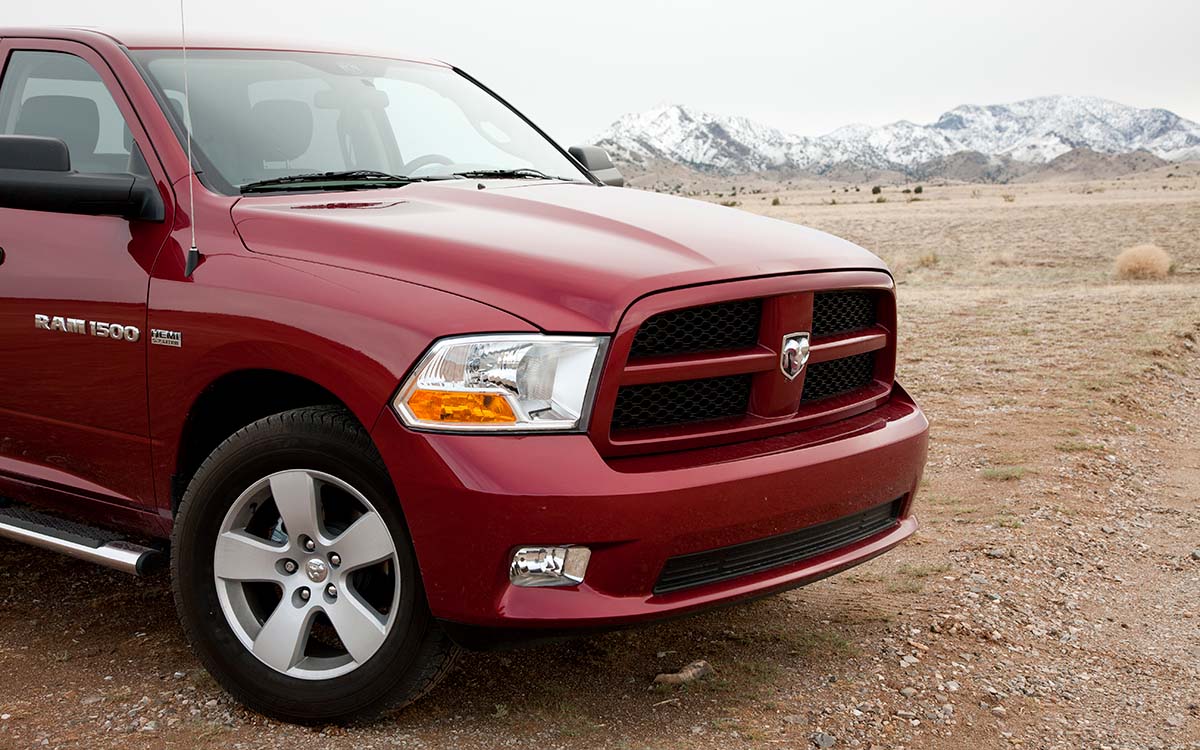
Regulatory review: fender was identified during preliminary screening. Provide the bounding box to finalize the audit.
[147,227,536,524]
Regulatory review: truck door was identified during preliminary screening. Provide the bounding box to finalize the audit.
[0,40,174,514]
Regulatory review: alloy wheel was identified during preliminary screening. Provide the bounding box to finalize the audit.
[213,469,400,680]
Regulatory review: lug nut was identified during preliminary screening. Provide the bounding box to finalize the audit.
[302,536,316,552]
[329,553,341,567]
[299,588,310,602]
[326,584,337,598]
[283,559,298,574]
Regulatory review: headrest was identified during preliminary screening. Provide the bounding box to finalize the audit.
[250,99,313,162]
[15,95,100,158]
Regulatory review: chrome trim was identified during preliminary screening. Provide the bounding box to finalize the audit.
[509,545,591,587]
[0,521,157,576]
[780,331,811,380]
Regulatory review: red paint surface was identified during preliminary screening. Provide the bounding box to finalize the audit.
[0,28,928,629]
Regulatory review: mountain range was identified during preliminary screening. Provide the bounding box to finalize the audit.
[593,96,1200,178]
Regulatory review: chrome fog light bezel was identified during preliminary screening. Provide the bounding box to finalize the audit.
[509,546,592,587]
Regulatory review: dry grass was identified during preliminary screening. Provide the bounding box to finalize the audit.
[981,465,1030,481]
[1115,243,1173,280]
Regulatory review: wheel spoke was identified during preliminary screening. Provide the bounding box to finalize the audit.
[324,591,389,664]
[252,600,314,673]
[216,468,400,680]
[214,531,285,582]
[331,512,394,570]
[270,471,322,540]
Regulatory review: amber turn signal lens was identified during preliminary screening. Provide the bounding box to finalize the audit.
[406,389,517,423]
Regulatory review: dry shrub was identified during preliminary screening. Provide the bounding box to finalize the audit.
[1115,244,1173,280]
[917,251,939,268]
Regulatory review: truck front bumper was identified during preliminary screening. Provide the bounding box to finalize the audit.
[371,384,928,640]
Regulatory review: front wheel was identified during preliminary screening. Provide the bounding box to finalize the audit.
[171,406,459,723]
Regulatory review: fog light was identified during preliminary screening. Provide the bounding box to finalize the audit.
[509,546,591,587]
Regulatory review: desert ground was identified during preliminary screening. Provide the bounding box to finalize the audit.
[1,166,1198,749]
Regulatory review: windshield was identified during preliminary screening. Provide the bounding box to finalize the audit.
[131,49,588,193]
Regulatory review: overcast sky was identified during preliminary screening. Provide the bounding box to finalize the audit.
[7,0,1199,145]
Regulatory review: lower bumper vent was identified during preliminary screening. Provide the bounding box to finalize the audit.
[653,498,903,594]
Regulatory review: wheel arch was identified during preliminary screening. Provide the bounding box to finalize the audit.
[169,367,380,515]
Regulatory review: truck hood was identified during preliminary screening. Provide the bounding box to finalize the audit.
[232,180,888,332]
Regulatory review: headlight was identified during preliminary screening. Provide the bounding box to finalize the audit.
[394,334,608,432]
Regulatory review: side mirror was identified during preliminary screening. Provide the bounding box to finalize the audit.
[0,135,163,221]
[569,145,625,187]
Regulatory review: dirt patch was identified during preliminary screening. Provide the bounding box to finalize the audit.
[1,173,1198,749]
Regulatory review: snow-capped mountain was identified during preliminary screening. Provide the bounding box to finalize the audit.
[594,96,1200,176]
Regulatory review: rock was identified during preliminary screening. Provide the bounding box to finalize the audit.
[991,706,1007,717]
[653,660,713,686]
[0,714,9,720]
[1166,714,1184,727]
[985,548,1008,559]
[81,695,103,706]
[896,710,917,719]
[1190,549,1200,561]
[784,715,805,725]
[945,680,961,692]
[811,731,836,748]
[900,687,918,698]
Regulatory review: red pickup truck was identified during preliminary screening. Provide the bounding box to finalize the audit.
[0,28,928,722]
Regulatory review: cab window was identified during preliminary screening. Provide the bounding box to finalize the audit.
[0,50,148,174]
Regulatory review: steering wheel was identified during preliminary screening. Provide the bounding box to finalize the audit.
[403,154,454,174]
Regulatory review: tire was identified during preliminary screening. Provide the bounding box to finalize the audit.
[171,405,459,724]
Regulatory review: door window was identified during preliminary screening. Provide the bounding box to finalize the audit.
[0,50,147,174]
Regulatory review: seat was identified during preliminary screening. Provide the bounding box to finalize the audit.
[249,99,314,165]
[15,95,101,172]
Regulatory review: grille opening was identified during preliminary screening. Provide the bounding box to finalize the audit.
[630,299,761,359]
[611,374,752,432]
[812,291,877,338]
[802,352,876,401]
[655,498,903,594]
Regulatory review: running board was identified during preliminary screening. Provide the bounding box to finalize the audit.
[0,503,160,576]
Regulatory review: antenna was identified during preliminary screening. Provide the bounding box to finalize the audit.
[180,0,201,277]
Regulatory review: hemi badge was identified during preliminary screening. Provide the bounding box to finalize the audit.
[151,329,183,348]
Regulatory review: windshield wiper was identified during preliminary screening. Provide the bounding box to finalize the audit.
[452,168,570,181]
[240,170,435,193]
